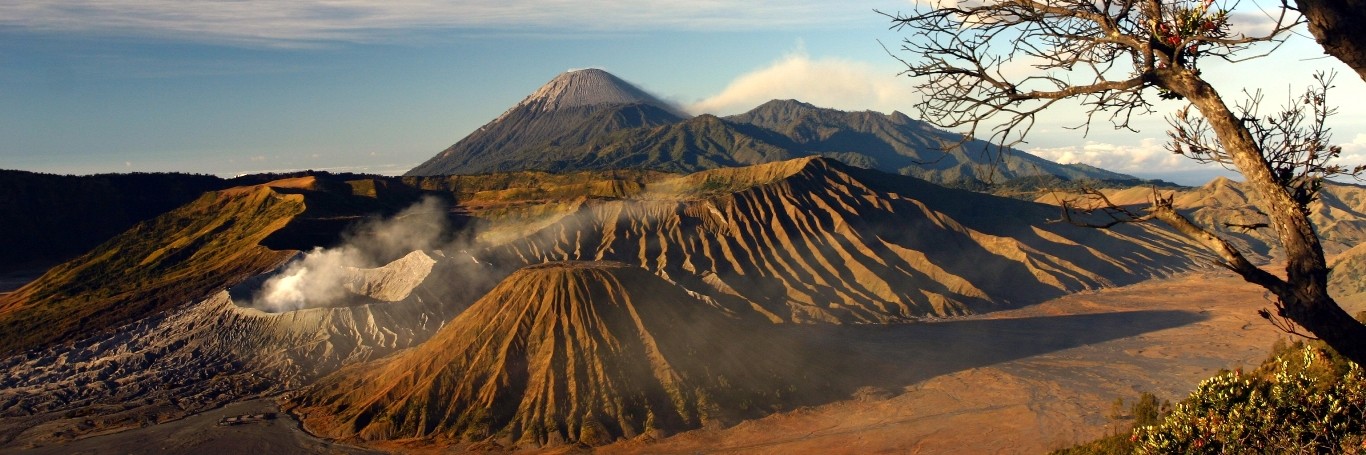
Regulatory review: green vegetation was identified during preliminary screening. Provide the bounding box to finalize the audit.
[1132,338,1366,453]
[1057,337,1366,454]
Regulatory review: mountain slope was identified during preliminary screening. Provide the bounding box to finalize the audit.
[0,170,232,272]
[725,99,1133,184]
[288,261,840,447]
[0,250,483,445]
[553,114,799,173]
[406,69,686,176]
[1053,177,1366,261]
[470,158,1206,323]
[404,68,1135,185]
[0,175,447,356]
[0,183,304,355]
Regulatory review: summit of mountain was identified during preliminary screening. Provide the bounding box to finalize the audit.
[497,68,687,120]
[405,70,687,176]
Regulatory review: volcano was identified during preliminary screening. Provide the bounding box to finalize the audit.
[406,69,687,176]
[288,261,841,448]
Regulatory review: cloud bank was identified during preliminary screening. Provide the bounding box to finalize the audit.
[1027,138,1199,173]
[0,1,886,45]
[688,52,918,116]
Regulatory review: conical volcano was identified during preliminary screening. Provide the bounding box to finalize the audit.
[288,261,841,448]
[405,69,687,176]
[507,68,685,117]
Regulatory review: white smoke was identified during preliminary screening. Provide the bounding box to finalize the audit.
[251,196,450,312]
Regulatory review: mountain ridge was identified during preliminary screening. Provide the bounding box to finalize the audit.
[404,69,1137,186]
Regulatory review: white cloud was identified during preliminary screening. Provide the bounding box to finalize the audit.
[0,1,888,46]
[688,51,919,116]
[1028,138,1207,173]
[1337,133,1366,167]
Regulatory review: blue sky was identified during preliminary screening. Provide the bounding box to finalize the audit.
[2,1,1363,185]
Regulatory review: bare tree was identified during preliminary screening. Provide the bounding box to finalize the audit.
[884,0,1366,363]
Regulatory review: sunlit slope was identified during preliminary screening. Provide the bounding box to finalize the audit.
[289,261,841,447]
[483,157,1208,322]
[0,184,303,355]
[0,170,232,271]
[1331,243,1366,307]
[0,176,440,355]
[1041,178,1366,260]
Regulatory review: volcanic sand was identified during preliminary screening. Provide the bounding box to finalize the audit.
[10,398,380,455]
[10,267,1291,454]
[595,267,1288,454]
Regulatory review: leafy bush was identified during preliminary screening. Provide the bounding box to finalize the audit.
[1058,337,1366,454]
[1132,340,1366,453]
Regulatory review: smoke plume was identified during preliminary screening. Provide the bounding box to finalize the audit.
[251,196,450,312]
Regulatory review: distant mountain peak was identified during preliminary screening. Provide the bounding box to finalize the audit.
[502,68,684,119]
[405,68,688,176]
[757,99,818,109]
[407,70,1135,183]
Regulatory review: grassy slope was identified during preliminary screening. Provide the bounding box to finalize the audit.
[0,184,305,355]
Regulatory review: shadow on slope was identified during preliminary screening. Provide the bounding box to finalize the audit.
[490,158,1205,323]
[290,258,1204,450]
[807,309,1205,392]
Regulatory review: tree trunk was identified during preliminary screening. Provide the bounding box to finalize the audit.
[1163,69,1366,365]
[1284,292,1366,363]
[1295,0,1366,83]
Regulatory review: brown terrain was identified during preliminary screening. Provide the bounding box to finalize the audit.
[10,267,1290,454]
[596,268,1289,454]
[475,158,1208,323]
[288,261,849,448]
[2,158,1363,453]
[0,249,478,447]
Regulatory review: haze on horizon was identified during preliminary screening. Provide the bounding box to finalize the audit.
[2,0,1364,186]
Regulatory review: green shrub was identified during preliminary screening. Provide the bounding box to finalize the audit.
[1133,341,1366,454]
[1059,338,1366,454]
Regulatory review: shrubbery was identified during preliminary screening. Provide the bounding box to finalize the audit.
[1058,337,1366,454]
[1132,339,1366,453]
